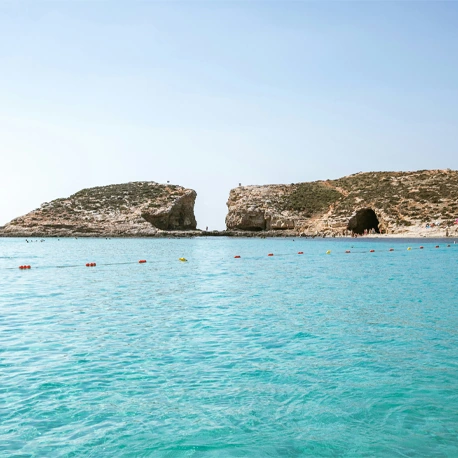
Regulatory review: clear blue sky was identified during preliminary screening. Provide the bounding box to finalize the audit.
[1,1,457,229]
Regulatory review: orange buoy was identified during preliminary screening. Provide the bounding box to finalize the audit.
[26,265,31,269]
[389,248,394,251]
[234,255,241,258]
[345,250,350,253]
[19,265,24,269]
[370,249,375,253]
[139,260,147,263]
[86,263,90,267]
[298,251,303,255]
[420,246,424,249]
[268,253,274,256]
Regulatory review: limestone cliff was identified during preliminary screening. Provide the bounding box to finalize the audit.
[226,170,458,236]
[1,182,197,237]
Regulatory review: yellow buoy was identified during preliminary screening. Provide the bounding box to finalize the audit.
[326,250,331,255]
[179,257,187,262]
[407,247,412,251]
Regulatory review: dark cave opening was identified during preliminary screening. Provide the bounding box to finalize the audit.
[347,208,380,235]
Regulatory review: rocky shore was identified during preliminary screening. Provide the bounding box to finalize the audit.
[1,170,457,238]
[1,228,455,239]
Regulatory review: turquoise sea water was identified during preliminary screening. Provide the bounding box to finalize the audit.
[1,236,458,457]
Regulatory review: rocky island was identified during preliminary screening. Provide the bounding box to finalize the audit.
[226,169,458,237]
[1,170,457,238]
[0,182,197,237]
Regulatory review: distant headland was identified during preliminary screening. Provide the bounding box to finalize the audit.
[1,170,457,238]
[225,169,458,238]
[0,182,197,237]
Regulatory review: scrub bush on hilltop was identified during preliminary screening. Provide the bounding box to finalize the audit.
[284,183,341,217]
[67,182,171,212]
[279,170,458,225]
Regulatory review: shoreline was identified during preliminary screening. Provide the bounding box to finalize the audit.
[0,229,457,240]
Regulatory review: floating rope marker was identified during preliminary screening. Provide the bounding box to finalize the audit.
[8,243,455,273]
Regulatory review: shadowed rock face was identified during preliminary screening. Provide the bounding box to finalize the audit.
[225,185,297,231]
[226,211,267,231]
[141,191,197,230]
[347,208,379,235]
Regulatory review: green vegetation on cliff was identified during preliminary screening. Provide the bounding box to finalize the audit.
[227,169,458,232]
[330,170,458,226]
[285,183,341,217]
[278,169,458,227]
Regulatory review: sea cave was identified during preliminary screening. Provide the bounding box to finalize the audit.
[347,208,380,235]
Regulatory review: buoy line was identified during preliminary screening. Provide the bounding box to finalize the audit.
[6,260,151,271]
[4,244,455,271]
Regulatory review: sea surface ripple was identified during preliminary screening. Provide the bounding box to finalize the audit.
[1,237,458,457]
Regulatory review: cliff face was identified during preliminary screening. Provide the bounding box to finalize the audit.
[226,170,458,236]
[1,182,197,237]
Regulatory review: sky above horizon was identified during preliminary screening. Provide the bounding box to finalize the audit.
[1,1,458,229]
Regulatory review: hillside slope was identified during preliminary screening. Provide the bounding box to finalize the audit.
[1,182,197,237]
[226,170,458,236]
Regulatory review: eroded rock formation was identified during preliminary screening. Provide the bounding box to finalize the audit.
[225,170,458,237]
[0,182,197,237]
[226,185,298,231]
